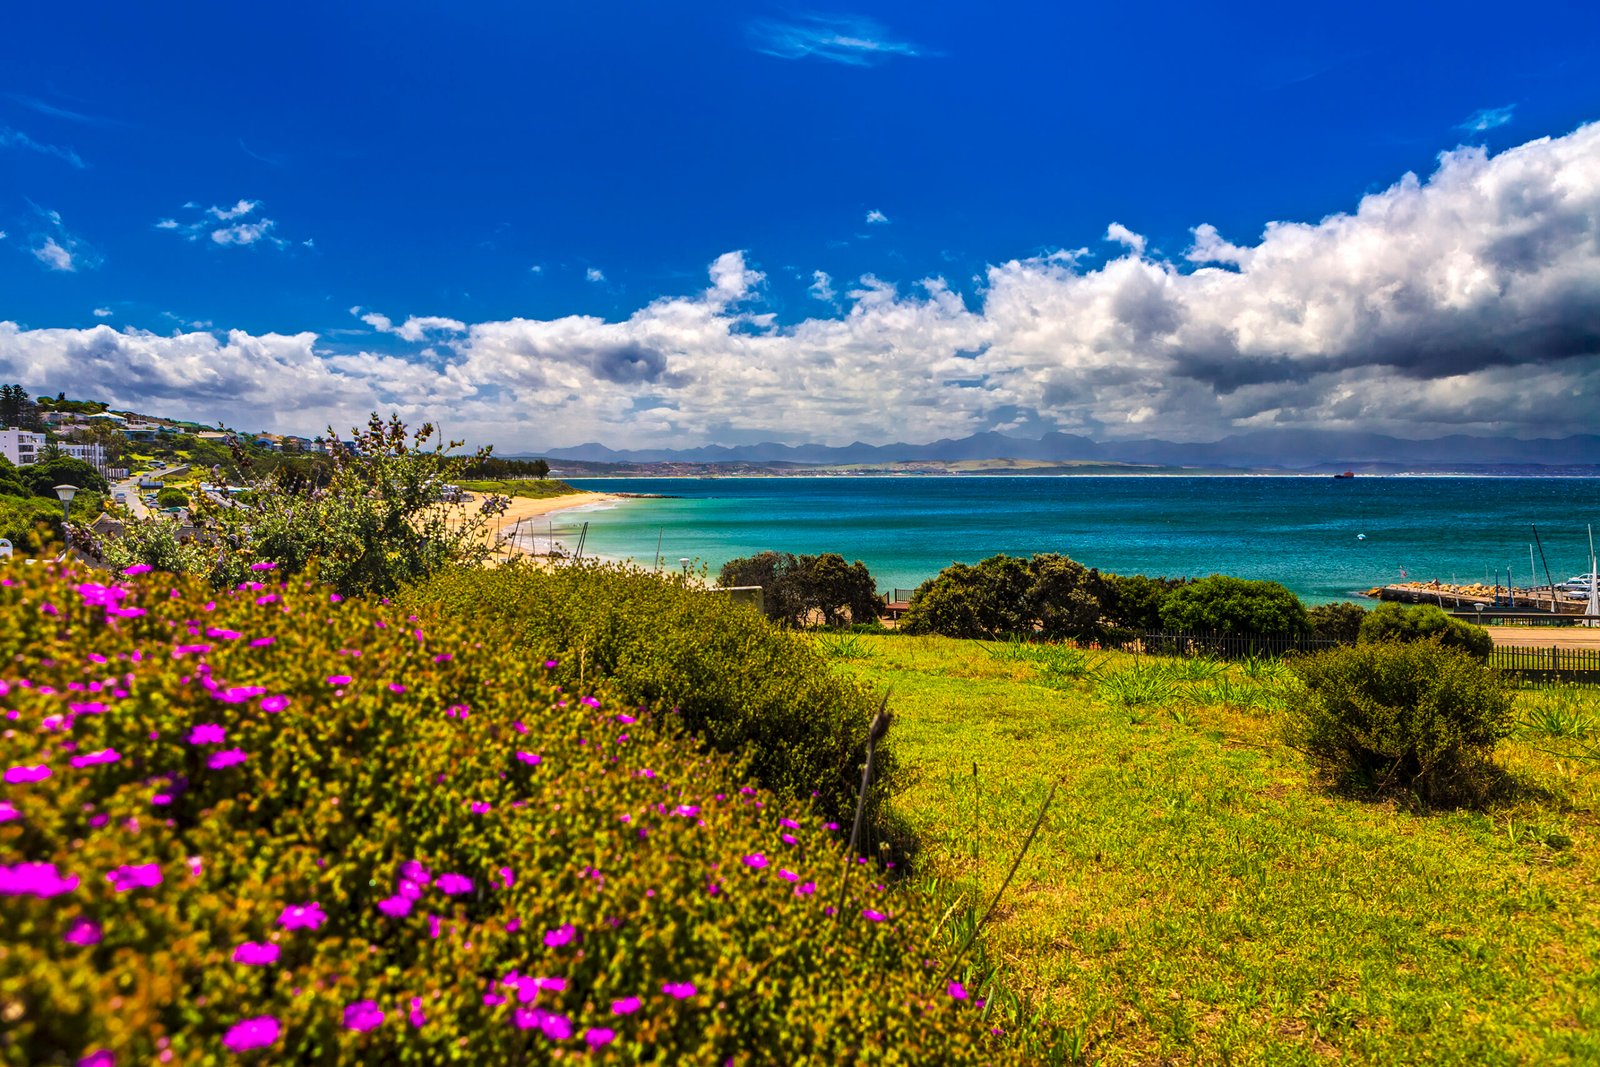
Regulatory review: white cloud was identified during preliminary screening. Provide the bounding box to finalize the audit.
[93,307,112,318]
[5,124,1600,448]
[1104,222,1147,255]
[809,270,838,303]
[1461,105,1515,133]
[211,220,275,246]
[865,209,890,225]
[156,200,297,249]
[530,264,543,274]
[748,14,926,66]
[34,238,75,272]
[586,268,605,283]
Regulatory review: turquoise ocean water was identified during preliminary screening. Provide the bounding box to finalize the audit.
[541,477,1600,604]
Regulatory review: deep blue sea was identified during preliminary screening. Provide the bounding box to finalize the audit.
[541,477,1600,604]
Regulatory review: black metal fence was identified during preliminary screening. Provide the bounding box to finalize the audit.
[1489,645,1600,684]
[1099,630,1340,660]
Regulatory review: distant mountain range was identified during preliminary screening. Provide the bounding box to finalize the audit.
[521,430,1600,472]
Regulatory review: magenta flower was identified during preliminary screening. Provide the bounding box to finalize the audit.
[189,724,226,745]
[615,713,636,724]
[249,561,277,571]
[861,908,888,922]
[795,881,816,897]
[70,748,121,768]
[388,682,406,693]
[742,853,768,869]
[0,801,17,823]
[470,801,492,814]
[106,863,163,892]
[121,563,154,576]
[436,873,473,896]
[947,979,969,1000]
[1,862,79,898]
[407,997,427,1028]
[673,804,699,817]
[543,923,576,948]
[206,627,243,640]
[233,941,280,965]
[612,996,641,1015]
[585,1027,616,1048]
[662,981,697,1000]
[187,856,203,879]
[497,867,515,889]
[377,895,413,918]
[208,749,248,770]
[326,674,352,686]
[4,764,51,784]
[515,751,542,765]
[513,1008,572,1040]
[63,917,103,946]
[222,1016,280,1052]
[780,818,800,829]
[78,1050,114,1067]
[250,637,276,649]
[344,1000,385,1032]
[777,869,799,882]
[69,701,108,715]
[580,696,601,708]
[278,901,327,931]
[399,860,432,886]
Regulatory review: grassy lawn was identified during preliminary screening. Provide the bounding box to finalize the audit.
[458,477,578,499]
[828,634,1600,1065]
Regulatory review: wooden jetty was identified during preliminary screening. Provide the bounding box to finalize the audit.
[1365,581,1586,615]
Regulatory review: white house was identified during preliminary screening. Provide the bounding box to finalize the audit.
[0,429,46,466]
[58,442,107,470]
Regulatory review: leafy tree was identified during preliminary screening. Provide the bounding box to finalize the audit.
[1357,602,1492,660]
[63,421,128,464]
[1159,574,1308,636]
[20,455,109,498]
[155,486,190,509]
[719,551,880,628]
[901,552,1107,640]
[92,414,508,597]
[1308,600,1368,643]
[1101,573,1189,630]
[0,384,42,430]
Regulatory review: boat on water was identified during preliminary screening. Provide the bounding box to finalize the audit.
[1333,470,1355,479]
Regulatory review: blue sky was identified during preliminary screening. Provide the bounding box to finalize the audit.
[2,2,1598,449]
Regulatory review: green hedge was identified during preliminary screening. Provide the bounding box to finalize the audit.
[405,561,896,832]
[0,563,1019,1065]
[1358,602,1492,660]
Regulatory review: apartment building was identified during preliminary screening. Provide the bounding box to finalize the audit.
[0,428,46,466]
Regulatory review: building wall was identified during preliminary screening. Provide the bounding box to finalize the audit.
[0,429,46,466]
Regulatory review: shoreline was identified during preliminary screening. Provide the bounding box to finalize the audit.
[478,491,627,560]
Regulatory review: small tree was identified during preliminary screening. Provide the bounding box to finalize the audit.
[719,551,880,628]
[1307,601,1368,643]
[155,486,190,509]
[1100,573,1186,631]
[719,551,807,626]
[1159,575,1308,636]
[22,455,109,497]
[1357,602,1492,660]
[902,553,1107,640]
[1285,640,1513,802]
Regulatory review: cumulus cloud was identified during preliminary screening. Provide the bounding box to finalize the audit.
[93,307,112,318]
[747,14,926,66]
[586,268,605,283]
[865,209,889,225]
[5,125,1600,447]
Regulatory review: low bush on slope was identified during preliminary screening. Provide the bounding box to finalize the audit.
[0,564,1010,1065]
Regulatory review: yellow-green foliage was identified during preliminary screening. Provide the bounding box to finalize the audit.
[0,565,1012,1065]
[408,562,897,828]
[455,479,578,500]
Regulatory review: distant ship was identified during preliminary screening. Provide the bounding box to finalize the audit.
[1333,470,1356,479]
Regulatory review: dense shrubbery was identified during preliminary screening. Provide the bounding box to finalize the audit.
[1358,602,1493,660]
[1099,573,1189,631]
[901,553,1104,640]
[407,561,895,828]
[154,486,189,510]
[0,564,1017,1065]
[1159,575,1308,636]
[1285,640,1514,801]
[19,456,109,498]
[718,551,879,629]
[1307,601,1367,643]
[90,415,506,598]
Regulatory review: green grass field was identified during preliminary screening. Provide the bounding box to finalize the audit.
[457,477,578,499]
[825,634,1600,1065]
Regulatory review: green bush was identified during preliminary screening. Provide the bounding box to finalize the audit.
[1307,601,1367,643]
[1100,573,1189,631]
[1159,574,1308,636]
[718,551,880,629]
[1358,602,1492,660]
[155,486,190,509]
[406,561,895,828]
[1285,640,1514,801]
[901,553,1104,640]
[0,563,1021,1065]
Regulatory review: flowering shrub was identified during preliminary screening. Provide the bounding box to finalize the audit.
[0,564,1017,1064]
[408,562,898,828]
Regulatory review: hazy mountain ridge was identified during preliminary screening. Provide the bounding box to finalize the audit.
[523,430,1600,471]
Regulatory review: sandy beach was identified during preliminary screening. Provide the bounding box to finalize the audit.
[477,490,625,560]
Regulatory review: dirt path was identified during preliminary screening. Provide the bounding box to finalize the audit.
[1485,625,1600,649]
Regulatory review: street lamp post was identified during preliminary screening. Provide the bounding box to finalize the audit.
[53,484,78,526]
